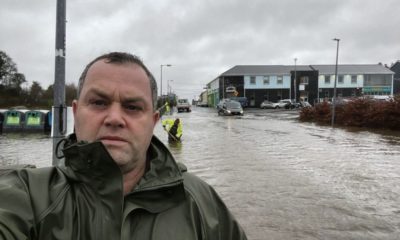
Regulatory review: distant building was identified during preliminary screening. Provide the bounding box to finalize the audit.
[206,64,394,107]
[390,61,400,95]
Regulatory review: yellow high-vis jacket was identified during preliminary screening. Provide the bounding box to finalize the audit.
[162,118,182,139]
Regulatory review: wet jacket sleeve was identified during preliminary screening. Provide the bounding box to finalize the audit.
[0,169,35,240]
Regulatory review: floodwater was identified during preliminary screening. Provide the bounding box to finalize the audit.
[1,107,400,239]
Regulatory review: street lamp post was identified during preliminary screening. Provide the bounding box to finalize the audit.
[167,79,173,94]
[331,38,340,127]
[160,64,172,96]
[294,58,297,102]
[52,0,66,166]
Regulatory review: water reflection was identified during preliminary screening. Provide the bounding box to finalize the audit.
[1,107,400,239]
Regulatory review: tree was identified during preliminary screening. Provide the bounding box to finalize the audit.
[29,81,44,105]
[0,50,26,96]
[65,83,77,105]
[10,72,26,90]
[0,51,18,86]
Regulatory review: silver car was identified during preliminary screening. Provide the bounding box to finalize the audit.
[260,100,279,109]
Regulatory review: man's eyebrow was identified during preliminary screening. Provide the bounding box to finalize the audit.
[85,88,110,99]
[85,88,147,105]
[123,97,146,104]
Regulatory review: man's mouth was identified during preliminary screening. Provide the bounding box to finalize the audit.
[99,136,127,145]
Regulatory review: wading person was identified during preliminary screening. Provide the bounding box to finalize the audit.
[163,101,171,115]
[162,117,182,142]
[0,52,247,239]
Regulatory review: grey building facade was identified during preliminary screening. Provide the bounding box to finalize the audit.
[207,64,394,107]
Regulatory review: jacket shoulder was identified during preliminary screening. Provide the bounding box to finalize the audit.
[0,166,70,220]
[181,170,247,239]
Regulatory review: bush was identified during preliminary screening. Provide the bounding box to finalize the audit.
[299,95,400,131]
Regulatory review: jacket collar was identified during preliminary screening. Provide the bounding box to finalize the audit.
[60,134,185,213]
[61,136,123,195]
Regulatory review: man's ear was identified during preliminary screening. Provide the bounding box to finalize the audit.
[153,111,160,125]
[72,99,78,117]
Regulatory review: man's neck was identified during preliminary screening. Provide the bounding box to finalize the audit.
[122,165,146,196]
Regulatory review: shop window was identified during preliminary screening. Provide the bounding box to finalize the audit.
[351,75,357,84]
[338,75,344,84]
[263,76,270,85]
[300,76,309,85]
[250,76,256,85]
[277,76,283,84]
[325,75,330,84]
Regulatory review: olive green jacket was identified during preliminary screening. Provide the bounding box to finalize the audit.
[0,136,247,240]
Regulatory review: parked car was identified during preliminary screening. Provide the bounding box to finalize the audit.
[217,99,244,116]
[276,99,292,109]
[177,99,191,112]
[278,99,301,109]
[260,100,279,109]
[299,101,312,108]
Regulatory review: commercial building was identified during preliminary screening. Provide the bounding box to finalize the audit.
[390,61,400,95]
[206,64,394,107]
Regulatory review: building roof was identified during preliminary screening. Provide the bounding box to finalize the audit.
[220,65,312,76]
[220,64,394,76]
[311,64,394,74]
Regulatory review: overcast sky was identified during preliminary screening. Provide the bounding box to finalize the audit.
[1,0,399,101]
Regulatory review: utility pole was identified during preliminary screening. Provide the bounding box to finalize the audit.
[52,0,66,166]
[160,64,172,96]
[331,38,340,127]
[294,58,297,102]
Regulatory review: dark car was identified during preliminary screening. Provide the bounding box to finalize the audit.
[217,99,244,116]
[229,97,248,108]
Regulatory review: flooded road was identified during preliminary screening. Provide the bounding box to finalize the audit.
[1,107,400,239]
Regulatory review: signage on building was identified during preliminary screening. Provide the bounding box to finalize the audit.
[363,86,391,93]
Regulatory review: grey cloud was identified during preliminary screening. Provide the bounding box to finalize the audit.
[1,0,399,100]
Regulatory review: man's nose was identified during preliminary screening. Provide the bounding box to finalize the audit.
[104,104,125,128]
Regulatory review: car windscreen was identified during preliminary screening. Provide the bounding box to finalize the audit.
[226,102,241,108]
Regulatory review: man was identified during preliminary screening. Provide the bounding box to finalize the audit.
[0,52,247,239]
[164,101,171,115]
[162,117,182,142]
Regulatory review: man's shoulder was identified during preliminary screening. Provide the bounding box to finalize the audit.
[178,162,218,204]
[0,165,68,191]
[1,165,54,177]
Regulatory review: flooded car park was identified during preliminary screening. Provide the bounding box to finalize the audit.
[1,106,400,239]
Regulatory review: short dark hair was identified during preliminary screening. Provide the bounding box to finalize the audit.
[77,52,158,110]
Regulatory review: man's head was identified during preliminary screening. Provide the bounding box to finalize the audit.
[72,52,160,173]
[77,52,158,110]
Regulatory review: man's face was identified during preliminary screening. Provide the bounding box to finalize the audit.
[72,60,159,173]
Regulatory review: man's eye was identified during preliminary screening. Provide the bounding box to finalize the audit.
[125,104,142,111]
[90,99,107,107]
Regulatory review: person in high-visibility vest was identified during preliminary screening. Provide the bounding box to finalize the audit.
[162,118,182,142]
[164,102,170,115]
